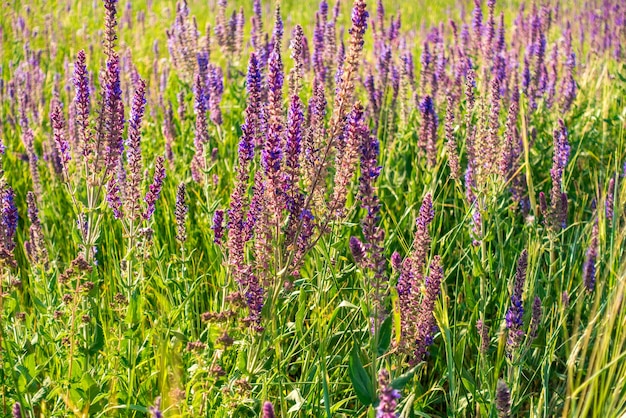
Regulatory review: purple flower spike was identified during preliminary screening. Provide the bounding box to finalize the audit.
[262,401,275,418]
[506,250,528,351]
[73,50,91,157]
[583,219,599,292]
[125,79,147,220]
[212,210,224,244]
[149,397,163,418]
[12,402,22,418]
[496,380,511,417]
[376,368,400,418]
[144,156,166,220]
[1,186,19,254]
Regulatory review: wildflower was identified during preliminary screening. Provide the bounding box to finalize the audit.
[476,319,489,353]
[24,191,48,267]
[496,380,511,417]
[444,93,460,179]
[606,177,614,224]
[12,402,22,418]
[582,219,598,292]
[262,401,275,418]
[175,183,188,244]
[331,102,365,217]
[506,250,528,350]
[106,177,123,219]
[212,210,224,244]
[529,296,542,340]
[413,256,443,362]
[50,98,71,176]
[376,368,400,418]
[191,73,208,183]
[1,184,18,257]
[208,65,223,125]
[418,96,438,168]
[149,397,163,418]
[144,156,166,220]
[125,79,147,220]
[349,236,366,264]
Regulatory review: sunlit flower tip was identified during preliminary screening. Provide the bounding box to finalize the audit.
[496,380,511,418]
[349,236,366,264]
[376,368,400,418]
[262,401,275,418]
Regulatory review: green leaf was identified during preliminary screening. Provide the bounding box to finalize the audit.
[377,316,392,356]
[390,364,420,390]
[349,344,375,406]
[88,322,105,355]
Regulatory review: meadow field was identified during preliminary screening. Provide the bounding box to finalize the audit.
[0,0,625,416]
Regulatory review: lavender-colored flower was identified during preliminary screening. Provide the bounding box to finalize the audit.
[125,79,146,220]
[444,94,460,178]
[149,397,163,418]
[243,272,265,331]
[529,296,542,340]
[496,380,511,417]
[0,183,18,261]
[103,0,119,57]
[545,120,570,229]
[262,42,285,217]
[50,98,71,175]
[476,319,489,353]
[144,156,166,220]
[349,236,366,264]
[262,401,275,418]
[419,96,438,168]
[410,193,435,278]
[331,101,365,217]
[271,4,284,51]
[329,0,368,143]
[191,73,208,183]
[471,0,483,52]
[284,95,304,200]
[106,176,123,219]
[25,191,47,266]
[208,65,223,125]
[212,210,224,244]
[244,173,264,242]
[376,368,400,418]
[175,182,187,244]
[289,25,306,96]
[102,53,125,174]
[583,219,599,292]
[251,0,263,51]
[413,255,443,362]
[560,22,577,112]
[605,177,614,224]
[244,53,264,148]
[391,251,402,271]
[12,402,21,418]
[506,250,528,350]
